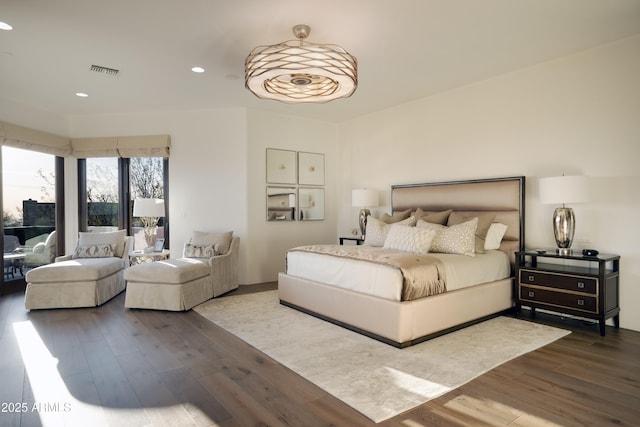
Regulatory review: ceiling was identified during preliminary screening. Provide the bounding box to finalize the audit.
[1,0,639,123]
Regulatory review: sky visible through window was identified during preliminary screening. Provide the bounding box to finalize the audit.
[2,146,55,220]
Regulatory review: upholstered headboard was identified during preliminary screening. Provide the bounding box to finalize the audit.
[391,176,525,271]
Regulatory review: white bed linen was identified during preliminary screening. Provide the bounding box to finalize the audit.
[286,249,510,302]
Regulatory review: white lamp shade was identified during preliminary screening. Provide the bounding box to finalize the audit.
[133,198,165,217]
[539,176,589,205]
[352,189,378,208]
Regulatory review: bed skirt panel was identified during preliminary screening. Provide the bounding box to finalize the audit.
[278,272,514,347]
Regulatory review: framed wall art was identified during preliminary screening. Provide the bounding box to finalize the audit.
[266,148,296,184]
[297,151,324,186]
[266,187,296,221]
[298,187,324,221]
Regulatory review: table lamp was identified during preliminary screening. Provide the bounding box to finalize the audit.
[351,189,378,238]
[539,175,589,255]
[133,198,165,252]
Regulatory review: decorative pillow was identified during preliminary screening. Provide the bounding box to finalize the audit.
[78,229,126,258]
[413,208,452,225]
[72,243,116,259]
[417,217,478,257]
[191,230,233,255]
[447,212,495,254]
[383,225,437,254]
[380,209,412,224]
[184,243,217,258]
[484,223,508,250]
[364,216,415,247]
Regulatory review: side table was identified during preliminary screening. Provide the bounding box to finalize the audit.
[129,250,170,266]
[515,249,620,336]
[339,237,364,245]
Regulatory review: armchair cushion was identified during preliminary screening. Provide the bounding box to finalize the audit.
[78,229,127,258]
[125,258,209,284]
[26,257,124,283]
[190,230,233,255]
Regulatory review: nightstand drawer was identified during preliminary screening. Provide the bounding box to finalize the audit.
[519,285,597,313]
[519,269,597,294]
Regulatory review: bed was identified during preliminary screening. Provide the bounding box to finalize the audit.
[278,176,525,347]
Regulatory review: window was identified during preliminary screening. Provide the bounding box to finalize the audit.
[78,157,168,250]
[2,147,60,293]
[86,157,119,228]
[130,157,166,250]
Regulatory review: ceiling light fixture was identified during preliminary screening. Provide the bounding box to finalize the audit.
[0,22,13,31]
[191,66,205,73]
[75,92,88,98]
[245,24,357,103]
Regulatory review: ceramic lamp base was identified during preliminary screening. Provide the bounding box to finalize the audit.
[553,207,576,255]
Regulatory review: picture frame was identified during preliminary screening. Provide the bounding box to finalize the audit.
[298,187,325,221]
[154,238,165,252]
[297,151,324,186]
[266,187,296,221]
[266,148,297,184]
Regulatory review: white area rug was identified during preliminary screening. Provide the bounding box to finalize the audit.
[194,290,570,422]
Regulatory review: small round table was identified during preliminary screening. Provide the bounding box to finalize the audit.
[128,250,170,266]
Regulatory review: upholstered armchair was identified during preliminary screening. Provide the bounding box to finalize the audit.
[182,231,240,297]
[124,231,239,311]
[24,230,57,268]
[25,230,133,310]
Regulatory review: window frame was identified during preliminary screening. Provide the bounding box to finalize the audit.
[77,157,169,246]
[0,150,64,295]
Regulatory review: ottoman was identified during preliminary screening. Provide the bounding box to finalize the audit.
[25,257,126,309]
[124,258,211,311]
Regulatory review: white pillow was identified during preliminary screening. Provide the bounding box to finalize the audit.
[417,217,478,257]
[364,216,415,247]
[484,223,508,250]
[383,225,437,254]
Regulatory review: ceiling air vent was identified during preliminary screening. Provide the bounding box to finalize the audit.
[90,64,120,76]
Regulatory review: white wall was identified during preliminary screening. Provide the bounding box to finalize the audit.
[337,35,640,332]
[67,108,337,285]
[0,98,69,136]
[67,108,251,282]
[246,109,337,284]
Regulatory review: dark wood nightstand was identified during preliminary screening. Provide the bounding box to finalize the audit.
[515,249,620,336]
[339,237,364,245]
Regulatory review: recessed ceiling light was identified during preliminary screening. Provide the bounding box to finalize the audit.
[191,66,205,73]
[0,22,13,31]
[75,92,89,98]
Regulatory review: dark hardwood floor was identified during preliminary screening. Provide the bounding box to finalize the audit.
[1,282,638,426]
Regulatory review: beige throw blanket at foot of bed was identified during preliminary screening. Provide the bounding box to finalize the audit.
[289,245,447,301]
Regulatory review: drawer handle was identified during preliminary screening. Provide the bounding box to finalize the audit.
[528,275,535,282]
[577,299,585,306]
[577,282,585,289]
[528,291,535,298]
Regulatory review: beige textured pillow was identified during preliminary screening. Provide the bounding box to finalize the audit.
[417,217,478,257]
[383,225,437,254]
[72,243,115,259]
[447,212,496,254]
[380,209,412,224]
[191,230,233,255]
[364,216,415,247]
[78,229,126,258]
[184,243,216,258]
[414,208,452,225]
